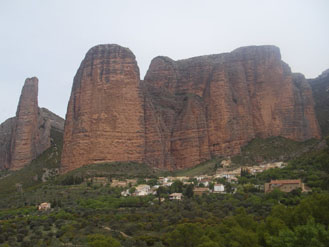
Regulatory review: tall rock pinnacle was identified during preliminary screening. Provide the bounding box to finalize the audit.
[0,77,65,170]
[10,77,39,170]
[61,44,145,173]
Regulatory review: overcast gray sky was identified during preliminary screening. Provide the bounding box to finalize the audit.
[1,0,329,123]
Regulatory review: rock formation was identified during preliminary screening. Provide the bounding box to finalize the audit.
[143,46,321,169]
[0,77,65,170]
[61,44,321,172]
[61,44,145,173]
[309,69,329,137]
[10,77,40,170]
[0,118,16,169]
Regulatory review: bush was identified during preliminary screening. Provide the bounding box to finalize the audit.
[61,175,84,185]
[87,234,121,247]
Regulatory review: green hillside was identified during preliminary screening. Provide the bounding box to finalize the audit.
[59,161,157,182]
[0,139,328,246]
[172,137,320,177]
[231,136,319,166]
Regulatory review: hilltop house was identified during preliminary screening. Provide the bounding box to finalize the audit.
[200,178,212,187]
[111,179,128,187]
[265,179,305,193]
[38,202,51,211]
[169,193,183,200]
[193,187,210,196]
[175,176,189,182]
[135,184,151,196]
[213,184,225,193]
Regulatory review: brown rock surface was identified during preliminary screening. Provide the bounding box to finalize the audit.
[0,78,65,170]
[61,44,145,173]
[61,44,321,172]
[0,118,16,169]
[10,77,40,170]
[143,45,321,169]
[309,69,329,137]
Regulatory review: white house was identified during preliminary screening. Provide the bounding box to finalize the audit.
[38,202,51,211]
[213,184,225,193]
[135,184,151,196]
[200,178,212,187]
[169,193,183,200]
[163,182,173,187]
[175,176,189,182]
[121,189,130,197]
[195,176,205,182]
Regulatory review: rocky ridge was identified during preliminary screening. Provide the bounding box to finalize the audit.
[61,44,321,172]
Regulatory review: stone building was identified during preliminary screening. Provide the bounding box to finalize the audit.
[265,179,305,193]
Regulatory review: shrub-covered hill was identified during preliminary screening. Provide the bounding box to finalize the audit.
[59,162,157,181]
[0,138,328,246]
[231,136,320,166]
[172,136,321,177]
[0,135,322,195]
[255,137,329,191]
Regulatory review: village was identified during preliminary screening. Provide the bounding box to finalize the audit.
[81,160,308,201]
[38,160,311,211]
[36,160,310,211]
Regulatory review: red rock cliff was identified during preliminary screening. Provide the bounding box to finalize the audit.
[61,44,320,172]
[10,77,40,170]
[143,45,321,169]
[61,44,145,173]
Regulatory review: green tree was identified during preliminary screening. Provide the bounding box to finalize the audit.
[184,184,194,198]
[166,223,205,247]
[170,180,183,193]
[147,178,158,187]
[209,182,214,191]
[137,178,146,185]
[156,186,167,204]
[87,234,121,247]
[268,219,329,247]
[129,187,136,194]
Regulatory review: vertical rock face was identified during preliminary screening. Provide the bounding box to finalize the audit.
[61,44,145,173]
[309,69,329,137]
[10,77,40,170]
[0,118,16,169]
[143,45,321,169]
[61,44,320,172]
[0,78,65,170]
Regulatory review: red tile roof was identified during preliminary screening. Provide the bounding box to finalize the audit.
[193,187,210,192]
[270,179,301,184]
